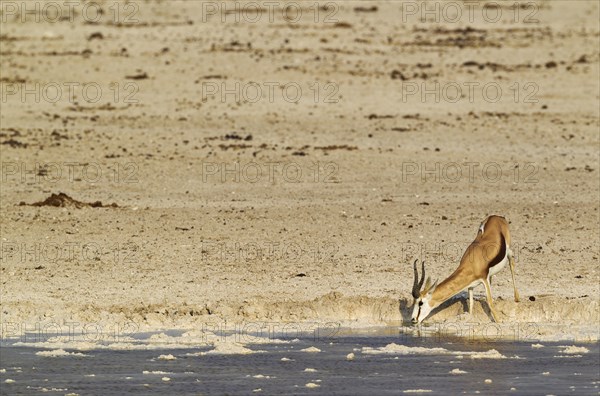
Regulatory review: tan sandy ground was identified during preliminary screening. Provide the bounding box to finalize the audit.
[0,1,599,342]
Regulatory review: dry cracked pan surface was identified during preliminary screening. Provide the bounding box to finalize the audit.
[0,1,598,336]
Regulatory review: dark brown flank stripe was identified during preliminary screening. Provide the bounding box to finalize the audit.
[488,234,507,268]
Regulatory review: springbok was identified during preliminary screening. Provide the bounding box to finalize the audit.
[410,215,520,323]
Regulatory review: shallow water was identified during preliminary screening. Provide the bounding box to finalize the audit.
[1,328,598,395]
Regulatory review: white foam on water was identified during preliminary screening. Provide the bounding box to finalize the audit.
[559,345,589,354]
[35,349,90,358]
[300,346,321,353]
[469,349,507,359]
[156,354,177,360]
[362,344,447,355]
[191,342,264,355]
[450,368,467,374]
[13,330,289,352]
[361,343,507,359]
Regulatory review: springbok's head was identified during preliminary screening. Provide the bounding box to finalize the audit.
[410,260,438,324]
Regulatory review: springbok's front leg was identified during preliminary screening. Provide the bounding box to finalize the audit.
[508,251,520,302]
[468,288,474,315]
[483,277,500,322]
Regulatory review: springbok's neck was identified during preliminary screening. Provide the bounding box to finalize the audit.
[430,270,476,308]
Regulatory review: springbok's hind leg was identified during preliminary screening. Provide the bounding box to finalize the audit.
[468,288,474,315]
[483,278,500,322]
[508,250,520,302]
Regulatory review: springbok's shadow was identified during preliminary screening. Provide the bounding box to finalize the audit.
[398,298,413,325]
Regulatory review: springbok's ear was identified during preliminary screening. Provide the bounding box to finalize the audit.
[427,279,439,295]
[423,276,431,291]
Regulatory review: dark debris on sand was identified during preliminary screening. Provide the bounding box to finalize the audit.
[20,192,119,208]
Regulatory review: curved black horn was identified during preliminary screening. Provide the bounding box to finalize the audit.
[411,259,419,298]
[418,261,426,291]
[412,260,426,298]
